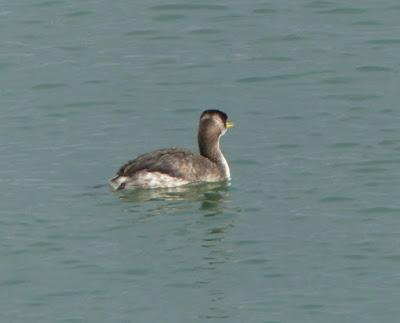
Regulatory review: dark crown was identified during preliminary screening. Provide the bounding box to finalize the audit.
[200,109,228,123]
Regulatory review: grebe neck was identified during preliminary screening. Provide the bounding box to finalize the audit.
[198,135,230,179]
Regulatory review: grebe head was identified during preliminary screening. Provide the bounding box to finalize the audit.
[198,109,233,159]
[199,109,233,137]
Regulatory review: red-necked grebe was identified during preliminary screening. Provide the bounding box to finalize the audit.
[109,109,234,190]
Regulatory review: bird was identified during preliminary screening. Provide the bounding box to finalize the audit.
[109,109,234,190]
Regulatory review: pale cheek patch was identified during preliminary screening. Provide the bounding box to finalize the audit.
[200,114,212,121]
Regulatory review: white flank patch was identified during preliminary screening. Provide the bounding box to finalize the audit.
[129,171,190,189]
[109,172,190,190]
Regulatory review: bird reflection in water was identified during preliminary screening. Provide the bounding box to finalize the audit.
[116,181,235,320]
[116,181,231,216]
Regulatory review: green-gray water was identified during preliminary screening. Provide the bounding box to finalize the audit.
[1,1,400,322]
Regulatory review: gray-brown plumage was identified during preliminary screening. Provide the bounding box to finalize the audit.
[109,109,233,190]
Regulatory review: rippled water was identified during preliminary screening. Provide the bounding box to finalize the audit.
[1,1,400,322]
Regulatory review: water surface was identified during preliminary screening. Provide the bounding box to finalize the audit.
[1,0,400,322]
